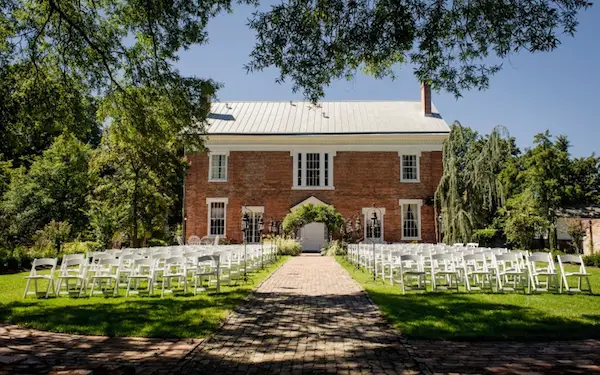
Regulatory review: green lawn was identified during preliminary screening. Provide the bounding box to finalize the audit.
[0,256,288,338]
[337,256,600,341]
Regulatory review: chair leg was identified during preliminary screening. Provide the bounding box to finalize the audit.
[23,279,31,299]
[114,278,118,297]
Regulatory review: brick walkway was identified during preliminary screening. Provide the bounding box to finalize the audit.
[2,255,600,374]
[174,255,421,374]
[0,324,200,374]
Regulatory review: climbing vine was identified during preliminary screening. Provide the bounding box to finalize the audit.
[282,204,344,239]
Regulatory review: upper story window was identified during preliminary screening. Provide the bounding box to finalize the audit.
[209,153,228,181]
[400,154,419,182]
[293,152,334,189]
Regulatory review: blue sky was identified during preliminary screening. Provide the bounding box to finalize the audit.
[175,3,599,157]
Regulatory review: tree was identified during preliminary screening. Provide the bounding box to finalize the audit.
[567,219,586,253]
[502,190,548,249]
[566,155,600,205]
[0,63,100,166]
[1,134,92,246]
[90,85,201,247]
[247,0,592,101]
[435,123,513,243]
[517,131,571,249]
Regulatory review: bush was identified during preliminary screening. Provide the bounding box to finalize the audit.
[473,228,497,247]
[62,241,103,255]
[321,240,347,256]
[275,237,301,256]
[583,253,600,267]
[32,220,72,256]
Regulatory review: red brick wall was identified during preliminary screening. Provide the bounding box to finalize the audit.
[185,151,443,243]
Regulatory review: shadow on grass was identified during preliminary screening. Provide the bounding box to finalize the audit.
[0,289,250,338]
[368,291,600,341]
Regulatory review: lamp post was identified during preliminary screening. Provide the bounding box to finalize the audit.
[258,214,264,268]
[269,217,279,258]
[370,206,382,281]
[241,207,251,282]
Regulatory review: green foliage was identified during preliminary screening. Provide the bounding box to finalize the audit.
[583,253,600,268]
[274,237,302,256]
[0,63,100,166]
[1,135,92,247]
[435,123,513,243]
[567,219,587,253]
[502,190,548,249]
[247,0,590,101]
[321,240,347,256]
[61,241,102,256]
[282,204,344,239]
[472,228,497,247]
[32,220,72,256]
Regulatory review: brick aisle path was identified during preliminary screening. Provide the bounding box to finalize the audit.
[174,255,421,374]
[0,324,200,374]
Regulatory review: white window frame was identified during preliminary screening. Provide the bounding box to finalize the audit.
[362,207,386,243]
[242,206,265,244]
[292,151,335,190]
[399,199,422,240]
[208,152,229,182]
[399,152,420,183]
[206,198,228,237]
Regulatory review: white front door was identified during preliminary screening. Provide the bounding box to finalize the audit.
[300,222,326,252]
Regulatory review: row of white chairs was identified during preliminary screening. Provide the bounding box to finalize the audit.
[348,244,592,294]
[24,244,277,298]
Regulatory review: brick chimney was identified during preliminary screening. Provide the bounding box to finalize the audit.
[421,82,432,116]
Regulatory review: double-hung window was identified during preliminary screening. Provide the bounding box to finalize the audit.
[400,154,419,182]
[207,198,228,236]
[209,153,228,181]
[400,199,422,240]
[293,152,334,189]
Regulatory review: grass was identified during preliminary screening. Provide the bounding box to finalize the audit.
[0,256,289,338]
[336,256,600,341]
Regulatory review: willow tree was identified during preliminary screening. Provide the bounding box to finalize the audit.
[434,123,512,244]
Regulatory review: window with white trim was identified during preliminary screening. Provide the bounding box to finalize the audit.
[362,208,385,243]
[209,154,228,181]
[400,199,422,240]
[401,154,419,182]
[242,206,264,244]
[293,152,334,189]
[207,198,228,236]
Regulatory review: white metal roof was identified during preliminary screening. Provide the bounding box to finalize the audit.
[206,101,450,135]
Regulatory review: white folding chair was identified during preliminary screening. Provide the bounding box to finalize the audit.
[24,258,57,298]
[392,254,427,294]
[161,256,188,297]
[463,253,494,292]
[430,253,460,292]
[527,252,559,293]
[557,255,592,294]
[89,258,121,297]
[494,253,528,293]
[126,258,156,297]
[56,258,87,297]
[192,255,221,294]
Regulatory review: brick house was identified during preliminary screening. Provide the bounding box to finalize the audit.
[184,84,450,250]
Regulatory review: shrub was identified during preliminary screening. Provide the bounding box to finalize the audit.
[321,240,347,256]
[62,241,103,255]
[275,237,301,256]
[567,219,586,253]
[32,220,72,256]
[473,228,497,247]
[583,253,600,267]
